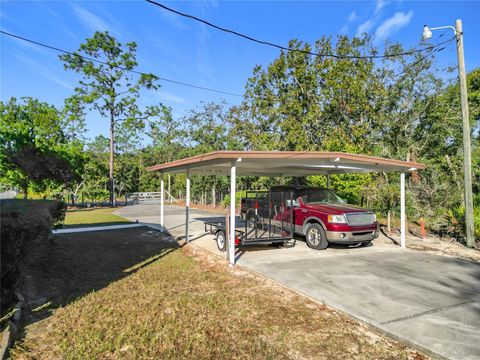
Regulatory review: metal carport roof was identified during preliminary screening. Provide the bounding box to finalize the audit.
[146,151,425,176]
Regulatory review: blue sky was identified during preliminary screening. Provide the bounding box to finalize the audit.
[1,0,479,141]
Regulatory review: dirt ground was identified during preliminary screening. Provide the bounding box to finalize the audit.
[380,227,480,263]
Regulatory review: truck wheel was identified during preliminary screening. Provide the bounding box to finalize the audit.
[216,231,226,252]
[305,223,328,250]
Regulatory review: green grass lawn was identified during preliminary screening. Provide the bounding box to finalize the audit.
[11,234,427,360]
[63,207,131,228]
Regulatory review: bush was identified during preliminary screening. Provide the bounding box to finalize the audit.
[445,202,480,242]
[221,191,247,208]
[0,199,65,316]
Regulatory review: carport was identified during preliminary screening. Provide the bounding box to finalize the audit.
[147,151,425,265]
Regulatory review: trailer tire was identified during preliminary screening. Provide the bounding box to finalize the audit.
[216,231,226,252]
[305,223,328,250]
[246,214,259,229]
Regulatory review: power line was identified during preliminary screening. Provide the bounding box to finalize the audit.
[0,30,243,98]
[145,0,451,60]
[1,28,454,102]
[390,35,455,81]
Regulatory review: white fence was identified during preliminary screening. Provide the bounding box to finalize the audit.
[126,191,177,205]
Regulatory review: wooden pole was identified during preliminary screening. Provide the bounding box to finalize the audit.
[455,19,475,247]
[387,210,391,232]
[400,173,406,249]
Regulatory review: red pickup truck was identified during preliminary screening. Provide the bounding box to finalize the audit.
[240,186,379,250]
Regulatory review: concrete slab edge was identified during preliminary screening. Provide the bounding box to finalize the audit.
[238,264,447,360]
[53,223,144,234]
[188,241,446,360]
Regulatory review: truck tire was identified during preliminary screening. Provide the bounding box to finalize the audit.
[216,231,226,252]
[305,223,328,250]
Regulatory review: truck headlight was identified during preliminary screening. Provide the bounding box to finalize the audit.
[327,214,347,224]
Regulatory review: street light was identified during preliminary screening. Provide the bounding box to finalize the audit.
[423,20,475,248]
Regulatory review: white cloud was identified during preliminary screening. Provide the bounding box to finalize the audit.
[356,20,375,36]
[374,0,388,15]
[340,11,360,34]
[375,11,414,40]
[157,91,187,104]
[155,7,188,30]
[72,3,110,33]
[196,23,214,84]
[11,52,73,90]
[348,11,359,22]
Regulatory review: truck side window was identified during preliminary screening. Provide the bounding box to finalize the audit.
[286,198,299,207]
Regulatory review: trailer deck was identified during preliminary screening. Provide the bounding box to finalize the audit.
[203,215,294,248]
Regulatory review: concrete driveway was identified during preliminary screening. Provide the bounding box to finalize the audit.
[115,204,480,360]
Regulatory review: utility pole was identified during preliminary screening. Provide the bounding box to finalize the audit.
[423,20,475,247]
[455,19,475,247]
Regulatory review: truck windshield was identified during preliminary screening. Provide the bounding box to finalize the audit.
[301,189,345,204]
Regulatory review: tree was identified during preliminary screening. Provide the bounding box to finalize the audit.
[235,36,383,154]
[60,31,159,206]
[0,97,84,198]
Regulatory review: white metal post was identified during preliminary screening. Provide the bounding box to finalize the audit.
[400,172,406,249]
[326,174,331,189]
[185,169,190,243]
[229,160,237,266]
[160,175,164,227]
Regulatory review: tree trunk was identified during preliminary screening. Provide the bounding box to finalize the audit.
[22,184,28,199]
[71,194,75,207]
[109,111,115,207]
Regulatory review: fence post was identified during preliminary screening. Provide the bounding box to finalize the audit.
[387,210,391,232]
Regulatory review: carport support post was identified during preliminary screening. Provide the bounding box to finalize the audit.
[400,172,406,249]
[160,174,164,227]
[186,169,190,243]
[229,160,237,266]
[326,174,331,189]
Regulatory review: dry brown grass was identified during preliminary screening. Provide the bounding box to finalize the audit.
[12,234,428,360]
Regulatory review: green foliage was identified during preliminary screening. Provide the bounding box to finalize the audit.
[221,191,247,208]
[0,97,85,197]
[445,203,480,241]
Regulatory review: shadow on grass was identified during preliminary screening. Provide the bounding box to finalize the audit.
[19,226,179,330]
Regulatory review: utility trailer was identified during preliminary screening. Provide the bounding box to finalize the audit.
[204,190,295,251]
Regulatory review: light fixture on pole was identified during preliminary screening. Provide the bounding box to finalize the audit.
[422,20,475,247]
[422,25,433,40]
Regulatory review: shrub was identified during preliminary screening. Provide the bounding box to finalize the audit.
[0,199,65,316]
[445,203,480,242]
[221,191,246,208]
